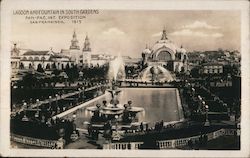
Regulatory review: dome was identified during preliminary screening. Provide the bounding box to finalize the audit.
[142,48,151,54]
[151,40,177,54]
[142,44,151,54]
[151,28,178,56]
[141,28,188,62]
[179,47,187,54]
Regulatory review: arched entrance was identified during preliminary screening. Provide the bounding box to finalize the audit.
[29,63,33,69]
[46,63,51,70]
[153,47,174,61]
[156,51,172,61]
[20,63,24,69]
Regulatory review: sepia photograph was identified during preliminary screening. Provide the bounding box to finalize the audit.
[0,0,249,157]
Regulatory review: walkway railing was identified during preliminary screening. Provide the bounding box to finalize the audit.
[103,128,236,150]
[157,128,236,149]
[11,133,63,149]
[103,142,144,150]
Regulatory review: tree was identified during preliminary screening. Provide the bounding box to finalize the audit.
[191,67,200,78]
[52,68,60,76]
[21,73,37,88]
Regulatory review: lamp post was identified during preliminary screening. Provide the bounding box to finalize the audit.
[198,95,203,111]
[115,115,119,132]
[202,101,206,107]
[55,94,58,107]
[36,99,40,106]
[22,102,29,121]
[23,102,27,110]
[72,113,76,121]
[35,111,39,118]
[35,99,40,118]
[48,95,52,111]
[191,87,195,94]
[198,95,201,100]
[78,88,81,102]
[204,105,210,126]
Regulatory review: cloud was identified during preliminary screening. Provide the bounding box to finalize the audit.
[211,33,223,38]
[170,29,223,38]
[183,21,220,29]
[102,27,125,36]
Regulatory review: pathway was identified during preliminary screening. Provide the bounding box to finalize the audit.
[14,84,106,114]
[52,93,106,119]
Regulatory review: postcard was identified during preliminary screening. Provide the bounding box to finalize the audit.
[0,0,249,157]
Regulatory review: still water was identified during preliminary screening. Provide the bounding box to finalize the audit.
[67,88,183,128]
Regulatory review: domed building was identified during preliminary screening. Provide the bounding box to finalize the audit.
[142,28,188,72]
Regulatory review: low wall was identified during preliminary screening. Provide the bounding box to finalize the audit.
[103,142,144,150]
[157,128,236,149]
[11,134,64,149]
[103,128,236,150]
[175,88,185,121]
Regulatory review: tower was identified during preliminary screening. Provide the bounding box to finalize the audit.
[142,44,151,65]
[11,43,20,56]
[70,30,80,50]
[11,43,21,70]
[161,27,168,40]
[69,30,81,64]
[82,34,92,67]
[83,35,91,52]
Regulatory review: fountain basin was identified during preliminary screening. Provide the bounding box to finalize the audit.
[65,87,184,129]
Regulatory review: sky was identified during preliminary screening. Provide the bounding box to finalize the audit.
[11,10,241,58]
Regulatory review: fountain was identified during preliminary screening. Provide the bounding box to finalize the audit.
[108,55,126,81]
[85,56,144,140]
[85,79,144,142]
[140,65,174,82]
[86,80,144,124]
